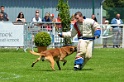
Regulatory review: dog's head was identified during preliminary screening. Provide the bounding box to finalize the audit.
[69,46,77,52]
[61,46,77,55]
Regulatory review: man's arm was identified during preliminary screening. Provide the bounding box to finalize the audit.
[58,31,71,38]
[111,18,115,24]
[94,28,101,38]
[58,25,77,38]
[93,22,101,38]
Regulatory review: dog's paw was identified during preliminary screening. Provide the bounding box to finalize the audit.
[31,63,35,67]
[63,61,67,66]
[41,57,45,61]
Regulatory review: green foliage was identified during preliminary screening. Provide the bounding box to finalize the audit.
[57,0,72,45]
[103,0,124,22]
[103,0,124,7]
[57,0,71,32]
[34,32,51,47]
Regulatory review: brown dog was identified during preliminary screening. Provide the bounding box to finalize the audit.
[30,46,77,70]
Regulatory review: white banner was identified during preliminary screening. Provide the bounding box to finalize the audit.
[0,22,24,46]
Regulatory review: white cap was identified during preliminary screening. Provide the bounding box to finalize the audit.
[105,20,109,23]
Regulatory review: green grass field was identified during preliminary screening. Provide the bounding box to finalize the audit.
[0,48,124,82]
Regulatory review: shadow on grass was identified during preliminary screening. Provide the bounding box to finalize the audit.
[39,68,94,72]
[55,68,94,71]
[27,66,94,72]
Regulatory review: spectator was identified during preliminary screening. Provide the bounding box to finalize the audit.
[71,14,77,25]
[102,20,112,48]
[42,12,52,31]
[31,10,42,22]
[16,12,26,22]
[31,10,42,47]
[91,14,97,22]
[42,12,51,22]
[0,6,9,21]
[111,13,123,48]
[70,14,77,30]
[0,13,3,21]
[50,13,55,22]
[53,14,62,31]
[102,16,106,24]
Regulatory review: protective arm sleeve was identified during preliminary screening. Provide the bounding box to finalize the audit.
[94,30,101,38]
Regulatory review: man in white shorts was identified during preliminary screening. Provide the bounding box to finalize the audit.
[58,11,101,70]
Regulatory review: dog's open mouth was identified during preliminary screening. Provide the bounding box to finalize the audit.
[74,47,77,52]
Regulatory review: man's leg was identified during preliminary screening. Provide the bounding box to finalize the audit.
[113,28,118,48]
[74,56,84,70]
[83,40,93,67]
[117,28,122,48]
[74,39,86,70]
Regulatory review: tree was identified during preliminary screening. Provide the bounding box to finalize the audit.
[56,0,72,45]
[103,0,124,22]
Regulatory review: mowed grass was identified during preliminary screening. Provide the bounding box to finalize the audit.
[0,48,124,82]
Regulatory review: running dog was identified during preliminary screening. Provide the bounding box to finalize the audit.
[30,46,77,70]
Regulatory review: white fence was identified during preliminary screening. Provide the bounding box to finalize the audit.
[0,22,124,52]
[95,24,124,48]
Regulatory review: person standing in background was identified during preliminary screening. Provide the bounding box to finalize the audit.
[70,14,77,30]
[42,12,51,22]
[31,10,42,22]
[102,20,112,48]
[16,12,26,22]
[0,6,9,21]
[71,14,77,25]
[42,12,52,31]
[91,14,97,22]
[53,14,62,31]
[111,14,123,48]
[31,10,42,46]
[50,14,55,22]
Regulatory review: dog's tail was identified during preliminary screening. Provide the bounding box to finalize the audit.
[30,51,40,56]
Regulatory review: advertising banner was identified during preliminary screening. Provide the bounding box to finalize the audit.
[0,22,24,46]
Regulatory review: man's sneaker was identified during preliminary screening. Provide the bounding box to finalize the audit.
[74,65,80,71]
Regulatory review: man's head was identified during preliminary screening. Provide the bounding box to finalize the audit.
[105,20,109,24]
[0,6,5,12]
[45,12,50,20]
[116,14,120,19]
[50,14,54,19]
[91,14,96,19]
[35,13,40,19]
[35,10,39,14]
[35,10,40,19]
[74,11,83,23]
